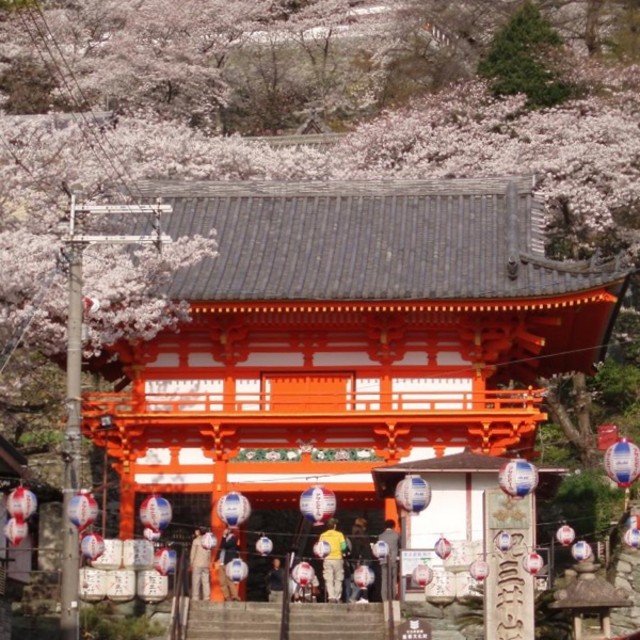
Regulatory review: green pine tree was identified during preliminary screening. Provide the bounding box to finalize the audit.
[478,1,573,108]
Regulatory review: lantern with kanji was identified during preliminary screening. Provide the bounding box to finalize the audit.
[291,561,315,587]
[469,559,489,582]
[226,558,249,583]
[140,494,172,532]
[300,485,336,526]
[412,564,434,588]
[624,528,640,550]
[153,547,177,576]
[217,491,251,527]
[313,540,331,558]
[555,524,576,547]
[604,438,640,488]
[498,459,539,499]
[523,552,544,575]
[372,540,389,560]
[4,517,28,546]
[434,536,452,560]
[200,532,218,550]
[495,531,513,553]
[354,565,375,589]
[143,527,161,542]
[571,540,593,563]
[395,475,431,514]
[255,536,273,557]
[7,486,37,522]
[68,491,99,531]
[81,533,105,561]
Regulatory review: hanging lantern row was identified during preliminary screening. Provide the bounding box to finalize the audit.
[226,558,249,583]
[604,438,640,489]
[395,475,431,514]
[140,494,172,533]
[7,487,37,523]
[372,540,389,560]
[412,564,434,588]
[81,533,105,561]
[153,547,177,576]
[624,528,640,550]
[495,531,513,553]
[300,486,337,526]
[291,561,315,587]
[571,540,593,563]
[498,459,539,499]
[523,552,544,576]
[556,524,576,547]
[201,532,218,551]
[4,517,28,547]
[68,491,99,532]
[255,536,273,557]
[434,536,452,560]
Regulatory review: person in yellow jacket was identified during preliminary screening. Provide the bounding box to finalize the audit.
[318,518,348,602]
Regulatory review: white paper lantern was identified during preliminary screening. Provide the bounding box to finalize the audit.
[291,561,315,587]
[217,492,251,527]
[153,547,177,576]
[255,536,273,556]
[139,494,172,532]
[79,568,107,602]
[106,569,136,602]
[200,531,218,551]
[571,540,593,563]
[4,517,28,546]
[395,475,431,514]
[300,485,337,526]
[353,565,375,588]
[495,531,513,553]
[313,540,331,558]
[81,533,106,561]
[91,539,123,570]
[67,491,99,531]
[624,528,640,550]
[225,558,249,583]
[555,524,576,547]
[6,487,37,522]
[412,564,434,588]
[372,540,389,560]
[498,459,539,499]
[523,552,544,575]
[137,570,168,603]
[123,539,154,570]
[604,438,640,488]
[434,536,452,560]
[469,559,489,582]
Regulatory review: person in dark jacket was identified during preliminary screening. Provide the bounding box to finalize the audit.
[215,527,241,601]
[266,557,285,602]
[348,517,373,603]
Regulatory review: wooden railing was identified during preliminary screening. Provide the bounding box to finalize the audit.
[83,388,544,418]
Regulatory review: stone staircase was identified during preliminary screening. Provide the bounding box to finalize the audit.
[186,601,386,640]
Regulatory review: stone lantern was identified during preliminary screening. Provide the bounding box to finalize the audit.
[550,561,631,640]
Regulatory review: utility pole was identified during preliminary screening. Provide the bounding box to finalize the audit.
[60,195,171,640]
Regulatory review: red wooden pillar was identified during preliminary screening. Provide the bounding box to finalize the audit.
[119,471,136,539]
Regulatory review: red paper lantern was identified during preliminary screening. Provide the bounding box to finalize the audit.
[200,532,218,550]
[495,531,513,553]
[395,475,431,514]
[523,552,544,575]
[498,459,539,499]
[434,536,452,560]
[411,564,434,588]
[153,547,177,576]
[7,487,37,522]
[4,517,28,546]
[469,559,489,581]
[624,528,640,550]
[372,540,389,560]
[604,438,640,488]
[140,495,172,532]
[354,565,375,588]
[555,525,575,547]
[81,533,106,561]
[225,558,249,583]
[67,491,99,531]
[143,527,161,542]
[291,561,315,587]
[217,491,251,527]
[255,536,273,556]
[300,486,336,526]
[571,540,593,563]
[313,540,331,558]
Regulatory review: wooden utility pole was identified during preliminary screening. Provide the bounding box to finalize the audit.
[60,195,171,640]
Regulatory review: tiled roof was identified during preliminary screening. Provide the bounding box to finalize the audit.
[137,177,629,302]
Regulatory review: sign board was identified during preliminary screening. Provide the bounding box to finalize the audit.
[400,549,440,598]
[397,618,432,640]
